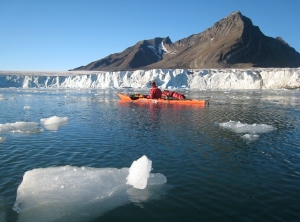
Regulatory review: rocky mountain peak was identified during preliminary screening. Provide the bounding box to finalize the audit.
[72,11,300,71]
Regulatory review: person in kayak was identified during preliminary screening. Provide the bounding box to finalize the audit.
[144,81,162,99]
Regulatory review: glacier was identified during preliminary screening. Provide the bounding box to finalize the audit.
[0,68,299,89]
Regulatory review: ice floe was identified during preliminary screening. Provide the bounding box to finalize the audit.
[13,155,167,222]
[0,121,43,134]
[218,121,276,134]
[219,121,276,142]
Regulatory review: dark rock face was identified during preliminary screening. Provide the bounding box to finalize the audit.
[72,11,300,71]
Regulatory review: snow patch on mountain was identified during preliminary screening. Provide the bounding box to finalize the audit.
[147,45,162,61]
[161,42,176,55]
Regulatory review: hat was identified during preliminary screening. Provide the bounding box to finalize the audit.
[150,81,156,86]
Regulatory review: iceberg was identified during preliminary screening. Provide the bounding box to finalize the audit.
[13,155,167,222]
[0,68,299,89]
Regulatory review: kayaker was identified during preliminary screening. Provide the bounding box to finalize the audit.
[144,81,162,99]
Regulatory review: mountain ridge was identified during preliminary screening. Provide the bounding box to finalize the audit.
[72,11,300,71]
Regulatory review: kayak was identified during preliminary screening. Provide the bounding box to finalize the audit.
[117,93,209,106]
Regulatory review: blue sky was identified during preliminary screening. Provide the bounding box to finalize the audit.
[1,0,299,71]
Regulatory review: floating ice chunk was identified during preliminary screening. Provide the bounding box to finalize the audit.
[147,173,167,185]
[40,116,68,125]
[13,156,166,221]
[0,121,41,134]
[40,116,68,130]
[24,106,30,109]
[219,121,276,134]
[0,136,6,142]
[126,155,152,189]
[241,133,259,142]
[13,166,128,213]
[13,166,130,221]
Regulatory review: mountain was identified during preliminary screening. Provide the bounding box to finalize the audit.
[72,11,300,71]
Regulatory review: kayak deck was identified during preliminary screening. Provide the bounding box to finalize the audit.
[117,93,208,106]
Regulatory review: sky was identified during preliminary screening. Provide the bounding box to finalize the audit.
[1,0,299,71]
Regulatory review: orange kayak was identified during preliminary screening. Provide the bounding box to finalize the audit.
[117,93,209,106]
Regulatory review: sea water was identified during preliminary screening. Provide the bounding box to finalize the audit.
[0,88,299,221]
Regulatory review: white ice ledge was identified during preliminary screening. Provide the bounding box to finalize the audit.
[0,68,299,89]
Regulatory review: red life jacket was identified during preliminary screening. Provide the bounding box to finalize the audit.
[147,87,162,99]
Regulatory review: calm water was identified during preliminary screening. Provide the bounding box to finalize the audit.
[0,88,299,222]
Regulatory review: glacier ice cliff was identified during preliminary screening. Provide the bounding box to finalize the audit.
[0,68,299,89]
